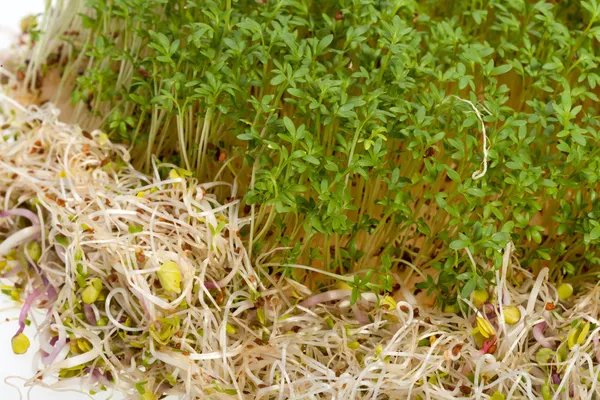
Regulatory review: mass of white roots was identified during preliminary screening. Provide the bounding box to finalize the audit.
[0,97,599,400]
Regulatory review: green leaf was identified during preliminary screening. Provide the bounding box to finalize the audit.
[446,168,461,182]
[461,278,476,299]
[492,64,512,75]
[466,188,485,197]
[450,240,470,250]
[317,35,333,53]
[590,226,600,241]
[303,155,320,165]
[283,117,295,134]
[270,74,286,85]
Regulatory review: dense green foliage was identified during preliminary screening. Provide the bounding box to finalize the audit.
[30,0,600,306]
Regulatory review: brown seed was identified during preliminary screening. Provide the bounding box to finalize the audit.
[545,302,556,311]
[459,385,471,395]
[424,317,431,324]
[16,70,25,81]
[488,344,497,354]
[452,344,462,356]
[34,72,43,90]
[400,305,409,313]
[82,130,92,139]
[57,198,66,207]
[218,151,227,162]
[138,67,150,77]
[100,157,110,167]
[413,308,420,317]
[108,274,118,282]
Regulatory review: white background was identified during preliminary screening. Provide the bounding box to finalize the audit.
[0,2,122,399]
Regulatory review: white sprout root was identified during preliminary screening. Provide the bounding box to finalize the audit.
[0,99,599,400]
[442,95,491,181]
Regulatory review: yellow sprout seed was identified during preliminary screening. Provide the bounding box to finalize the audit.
[502,306,521,325]
[12,333,30,354]
[82,278,102,304]
[472,289,488,308]
[536,348,554,365]
[157,261,182,294]
[558,283,573,300]
[27,241,42,263]
[348,341,360,350]
[568,321,590,349]
[578,322,590,345]
[476,315,496,339]
[169,169,181,179]
[226,323,237,335]
[380,296,397,310]
[490,391,505,400]
[336,281,353,291]
[444,303,459,313]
